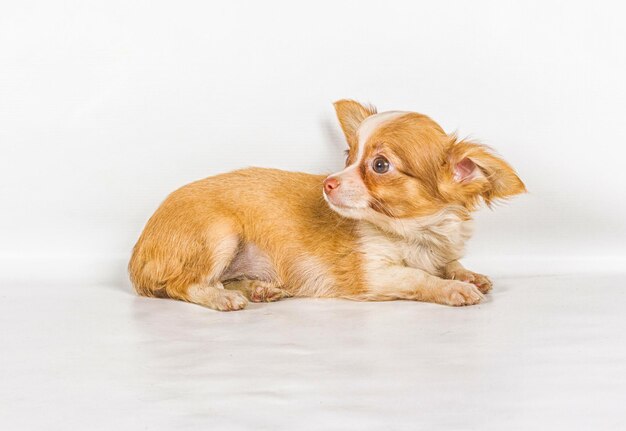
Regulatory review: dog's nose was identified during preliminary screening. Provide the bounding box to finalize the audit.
[324,177,340,194]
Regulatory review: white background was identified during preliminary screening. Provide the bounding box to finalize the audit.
[2,3,626,430]
[1,0,625,284]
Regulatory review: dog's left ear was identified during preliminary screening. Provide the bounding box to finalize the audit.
[333,99,377,151]
[446,139,526,204]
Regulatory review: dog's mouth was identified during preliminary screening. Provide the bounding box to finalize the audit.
[323,191,368,212]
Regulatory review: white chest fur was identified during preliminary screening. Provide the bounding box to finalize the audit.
[358,208,473,276]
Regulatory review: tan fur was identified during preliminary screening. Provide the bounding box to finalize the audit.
[129,100,525,311]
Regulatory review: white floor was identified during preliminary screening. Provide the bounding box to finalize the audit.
[2,273,626,430]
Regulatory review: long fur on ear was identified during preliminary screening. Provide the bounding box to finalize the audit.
[443,137,526,207]
[333,100,377,151]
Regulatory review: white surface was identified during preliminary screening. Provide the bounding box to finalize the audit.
[2,274,626,430]
[1,1,626,283]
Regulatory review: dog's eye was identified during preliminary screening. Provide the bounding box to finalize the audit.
[371,156,390,174]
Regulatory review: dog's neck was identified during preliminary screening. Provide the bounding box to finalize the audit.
[357,206,473,274]
[364,206,472,244]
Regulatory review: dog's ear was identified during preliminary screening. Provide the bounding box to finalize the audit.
[445,138,526,205]
[333,100,377,151]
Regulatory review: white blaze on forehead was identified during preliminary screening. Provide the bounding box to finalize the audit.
[324,111,409,216]
[355,111,409,163]
[330,111,409,180]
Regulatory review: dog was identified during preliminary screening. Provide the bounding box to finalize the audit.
[129,100,525,311]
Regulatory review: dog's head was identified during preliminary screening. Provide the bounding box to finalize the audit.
[323,100,526,222]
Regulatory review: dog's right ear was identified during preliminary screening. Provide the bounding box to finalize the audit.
[333,100,377,151]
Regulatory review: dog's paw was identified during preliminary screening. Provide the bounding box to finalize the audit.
[211,290,249,311]
[448,269,493,293]
[249,282,289,303]
[439,281,485,306]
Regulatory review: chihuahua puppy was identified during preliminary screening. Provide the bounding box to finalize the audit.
[129,100,525,311]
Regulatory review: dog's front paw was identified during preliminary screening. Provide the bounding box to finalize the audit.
[448,269,493,293]
[439,281,485,306]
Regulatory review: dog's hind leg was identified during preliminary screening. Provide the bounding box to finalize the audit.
[178,231,249,311]
[131,220,249,311]
[225,279,290,303]
[186,281,248,311]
